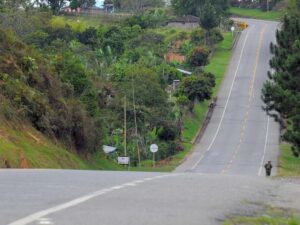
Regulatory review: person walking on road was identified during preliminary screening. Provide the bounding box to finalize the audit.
[264,161,273,176]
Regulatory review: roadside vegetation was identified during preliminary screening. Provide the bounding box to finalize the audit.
[0,0,239,170]
[278,144,300,177]
[261,0,300,176]
[0,120,89,169]
[229,0,285,21]
[141,32,235,171]
[229,7,282,21]
[224,205,300,225]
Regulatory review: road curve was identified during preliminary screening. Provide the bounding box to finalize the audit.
[175,19,280,176]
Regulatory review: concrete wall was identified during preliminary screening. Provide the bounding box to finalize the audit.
[167,22,199,29]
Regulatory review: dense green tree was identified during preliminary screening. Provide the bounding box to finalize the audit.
[190,29,205,45]
[188,46,209,67]
[47,25,77,44]
[155,64,183,87]
[120,66,169,112]
[100,26,126,56]
[113,65,170,134]
[110,0,164,11]
[171,0,228,16]
[45,0,68,14]
[124,8,168,29]
[70,0,95,9]
[45,0,95,13]
[69,0,78,9]
[53,51,91,96]
[179,72,215,111]
[199,1,220,45]
[0,0,34,11]
[78,27,98,49]
[262,13,300,156]
[171,0,199,15]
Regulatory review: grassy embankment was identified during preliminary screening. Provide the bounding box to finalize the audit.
[0,120,87,169]
[278,144,300,177]
[0,120,123,170]
[229,7,282,21]
[136,32,235,172]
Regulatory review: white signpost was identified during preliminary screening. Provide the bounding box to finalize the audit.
[118,157,130,165]
[231,26,235,36]
[150,144,158,168]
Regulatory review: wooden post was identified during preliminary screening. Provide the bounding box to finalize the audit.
[124,96,127,157]
[132,78,141,167]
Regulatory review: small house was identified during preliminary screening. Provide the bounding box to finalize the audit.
[80,6,105,14]
[167,15,199,29]
[104,3,114,13]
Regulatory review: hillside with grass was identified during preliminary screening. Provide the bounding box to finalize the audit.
[0,27,123,170]
[0,120,88,169]
[0,0,236,170]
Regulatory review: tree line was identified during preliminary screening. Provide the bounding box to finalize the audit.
[262,0,300,157]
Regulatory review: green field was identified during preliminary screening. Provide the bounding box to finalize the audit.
[278,144,300,177]
[229,7,282,21]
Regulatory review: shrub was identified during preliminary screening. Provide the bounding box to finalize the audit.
[188,46,209,67]
[210,28,224,44]
[157,121,179,141]
[78,27,98,49]
[191,29,205,45]
[155,64,183,87]
[124,8,168,29]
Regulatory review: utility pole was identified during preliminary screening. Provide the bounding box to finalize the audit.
[132,78,141,167]
[124,96,127,157]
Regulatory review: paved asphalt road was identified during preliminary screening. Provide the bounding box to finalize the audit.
[1,19,300,225]
[176,18,280,175]
[1,170,300,225]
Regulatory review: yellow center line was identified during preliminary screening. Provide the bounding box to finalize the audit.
[221,26,266,175]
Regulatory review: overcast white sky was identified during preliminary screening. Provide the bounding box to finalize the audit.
[95,0,104,7]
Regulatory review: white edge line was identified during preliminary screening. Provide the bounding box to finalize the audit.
[191,29,250,170]
[258,116,270,176]
[8,174,176,225]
